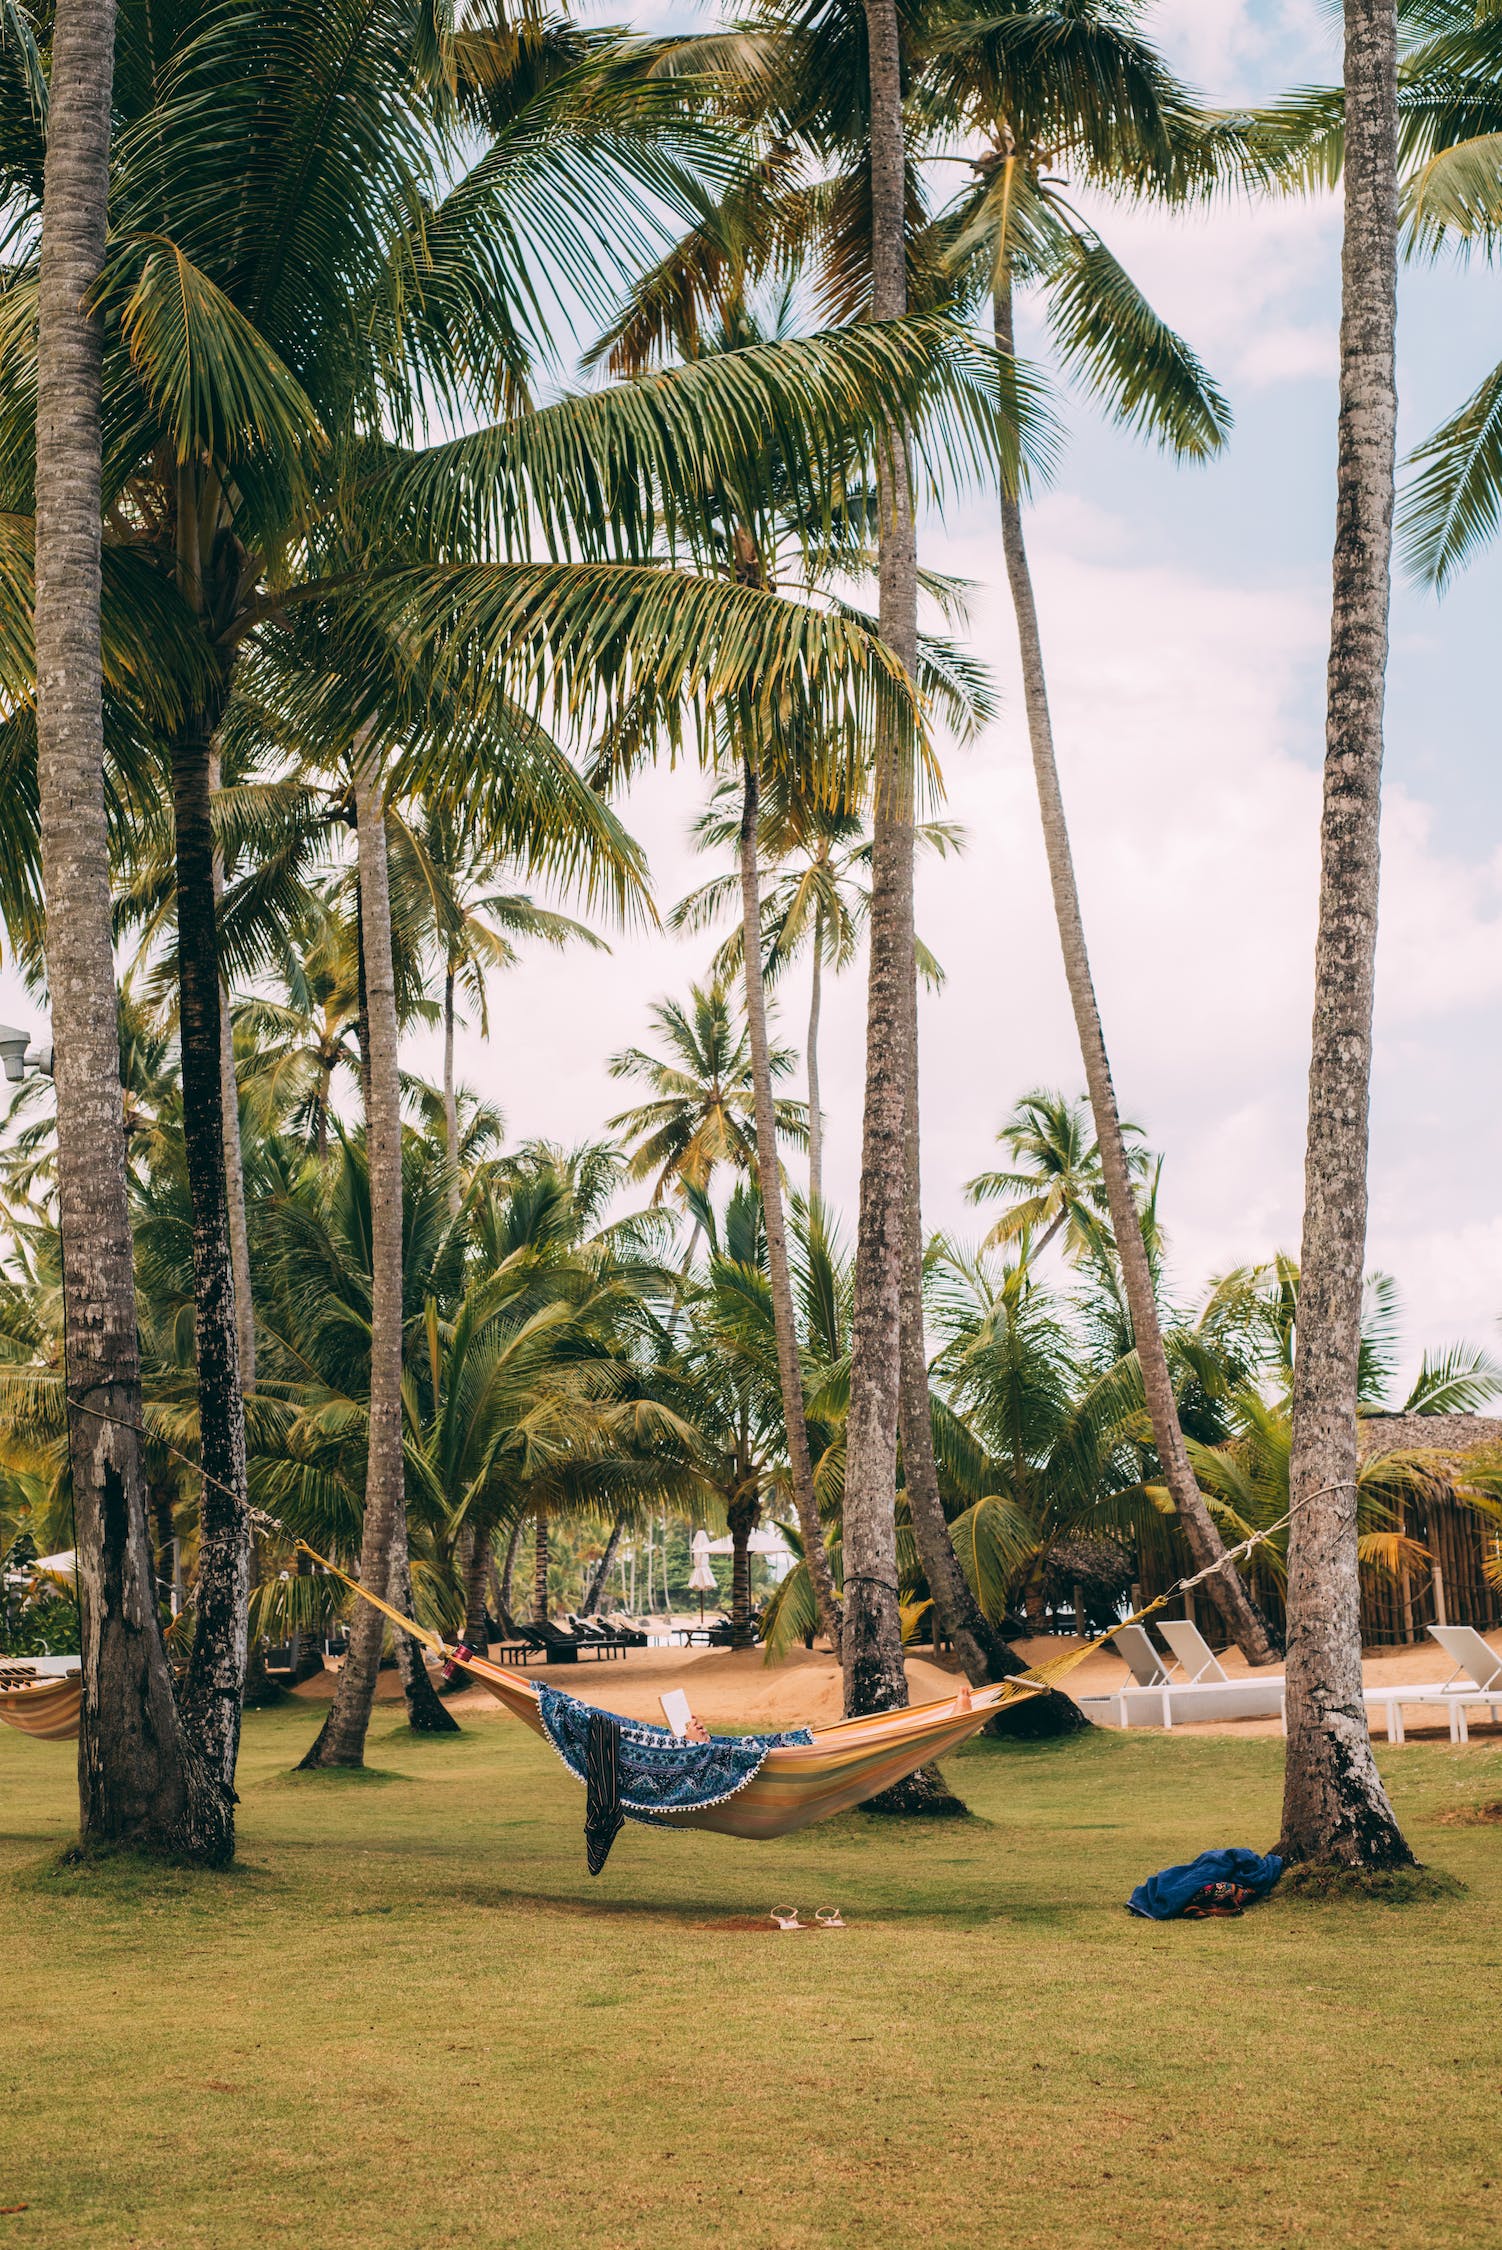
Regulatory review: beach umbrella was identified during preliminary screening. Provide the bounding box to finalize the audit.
[689,1541,717,1620]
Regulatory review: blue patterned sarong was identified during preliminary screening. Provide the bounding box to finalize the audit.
[537,1683,812,1824]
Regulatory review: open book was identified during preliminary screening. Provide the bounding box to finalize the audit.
[659,1689,694,1740]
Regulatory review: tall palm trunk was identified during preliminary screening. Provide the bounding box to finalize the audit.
[533,1505,549,1623]
[388,1497,458,1732]
[442,964,461,1219]
[1280,0,1410,1871]
[209,754,271,1708]
[463,1520,492,1648]
[728,1490,759,1645]
[171,700,252,1784]
[580,1513,626,1616]
[992,270,1277,1668]
[300,743,406,1768]
[219,1001,255,1391]
[496,1516,522,1631]
[806,903,824,1208]
[739,756,843,1651]
[34,0,227,1859]
[842,0,921,1727]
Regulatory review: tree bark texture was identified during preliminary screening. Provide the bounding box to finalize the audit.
[463,1520,493,1647]
[1280,0,1411,1871]
[497,1517,522,1631]
[533,1505,550,1622]
[388,1496,458,1733]
[992,274,1277,1669]
[171,713,251,1787]
[300,743,405,1768]
[739,757,843,1652]
[806,910,824,1210]
[728,1492,759,1645]
[843,0,920,1727]
[34,0,228,1859]
[207,753,268,1707]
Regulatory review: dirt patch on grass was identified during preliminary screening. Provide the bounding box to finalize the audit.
[1432,1798,1502,1827]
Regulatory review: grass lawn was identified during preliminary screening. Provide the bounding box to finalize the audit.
[4,1704,1500,2250]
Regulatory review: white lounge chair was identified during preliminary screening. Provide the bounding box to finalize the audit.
[1430,1624,1502,1693]
[1430,1625,1502,1741]
[1362,1626,1502,1743]
[1079,1622,1286,1730]
[1159,1620,1230,1685]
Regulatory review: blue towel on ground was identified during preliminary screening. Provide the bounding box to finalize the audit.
[1128,1847,1283,1920]
[537,1683,812,1823]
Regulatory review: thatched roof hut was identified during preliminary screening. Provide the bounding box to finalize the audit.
[1355,1414,1502,1644]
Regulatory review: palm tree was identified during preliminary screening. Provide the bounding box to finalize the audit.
[29,0,224,1855]
[733,750,845,1650]
[967,1089,1150,1260]
[925,0,1278,1667]
[608,979,806,1221]
[1279,0,1412,1873]
[301,731,414,1769]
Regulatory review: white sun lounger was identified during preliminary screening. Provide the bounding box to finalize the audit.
[1430,1625,1502,1741]
[1159,1620,1230,1685]
[1363,1626,1502,1743]
[1079,1622,1286,1730]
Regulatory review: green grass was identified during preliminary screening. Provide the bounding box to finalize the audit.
[4,1708,1501,2250]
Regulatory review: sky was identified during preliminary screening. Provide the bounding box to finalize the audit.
[5,0,1499,1386]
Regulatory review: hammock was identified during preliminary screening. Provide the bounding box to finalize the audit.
[0,1670,82,1742]
[458,1647,1042,1838]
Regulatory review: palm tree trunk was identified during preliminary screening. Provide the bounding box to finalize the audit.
[33,0,228,1860]
[171,704,252,1787]
[728,1493,759,1646]
[739,756,843,1652]
[208,754,272,1709]
[206,755,255,1399]
[497,1516,522,1631]
[463,1520,493,1648]
[580,1514,626,1616]
[300,738,405,1768]
[806,907,824,1209]
[443,964,461,1220]
[843,0,921,1731]
[388,1498,458,1733]
[533,1504,550,1623]
[992,271,1277,1669]
[1280,0,1410,1872]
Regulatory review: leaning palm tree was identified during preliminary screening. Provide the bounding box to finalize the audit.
[1280,0,1412,1872]
[924,0,1279,1666]
[28,0,225,1854]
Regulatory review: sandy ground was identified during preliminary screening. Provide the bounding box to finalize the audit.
[291,1624,1502,1742]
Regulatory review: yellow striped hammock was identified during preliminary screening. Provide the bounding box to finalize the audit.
[0,1666,82,1743]
[299,1545,1057,1840]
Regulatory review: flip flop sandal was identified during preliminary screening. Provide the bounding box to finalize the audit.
[770,1906,805,1930]
[815,1908,846,1928]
